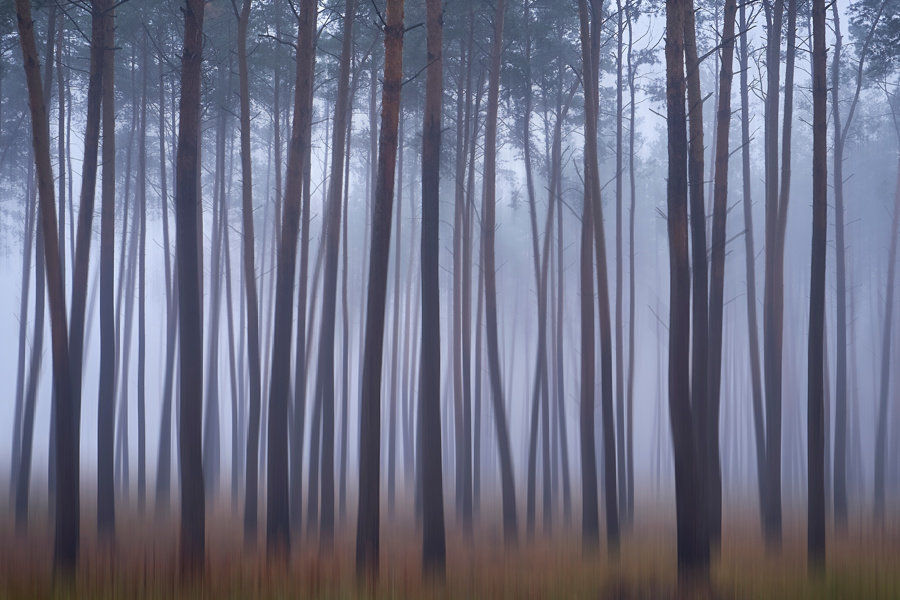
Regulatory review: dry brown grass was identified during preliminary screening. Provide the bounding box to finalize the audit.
[1,493,899,599]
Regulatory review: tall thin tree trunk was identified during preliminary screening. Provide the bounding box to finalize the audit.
[761,0,785,546]
[481,0,518,545]
[683,0,709,559]
[174,0,207,576]
[706,0,737,550]
[14,0,77,571]
[664,0,707,577]
[420,0,446,574]
[155,46,176,514]
[98,0,116,536]
[808,0,828,567]
[739,0,768,527]
[136,32,149,512]
[356,0,404,573]
[266,0,317,557]
[313,0,356,547]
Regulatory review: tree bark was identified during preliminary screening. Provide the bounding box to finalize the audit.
[761,0,784,546]
[14,0,77,571]
[174,0,207,576]
[266,0,317,557]
[665,0,707,577]
[234,0,263,543]
[739,0,768,528]
[313,0,356,547]
[808,0,828,566]
[98,0,116,536]
[482,0,518,545]
[420,0,446,575]
[706,0,737,550]
[577,0,599,553]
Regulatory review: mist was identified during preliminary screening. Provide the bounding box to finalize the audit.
[2,0,900,596]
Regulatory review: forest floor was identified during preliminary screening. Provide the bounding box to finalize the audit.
[1,493,899,598]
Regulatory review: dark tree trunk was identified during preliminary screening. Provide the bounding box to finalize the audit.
[14,0,77,571]
[235,0,262,544]
[874,161,900,519]
[664,0,707,577]
[356,0,405,572]
[155,45,176,515]
[420,0,446,575]
[57,0,101,488]
[15,173,42,533]
[137,33,149,512]
[174,0,207,576]
[584,0,620,554]
[625,8,637,525]
[683,0,709,561]
[482,0,518,545]
[614,0,627,522]
[290,0,318,538]
[808,0,828,566]
[98,0,116,536]
[266,0,317,557]
[831,0,885,527]
[739,0,768,527]
[706,0,737,550]
[577,0,599,553]
[313,0,356,547]
[761,0,784,546]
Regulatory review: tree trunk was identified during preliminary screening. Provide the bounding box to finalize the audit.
[98,0,116,536]
[59,0,102,507]
[290,1,318,539]
[683,0,710,560]
[356,0,405,573]
[664,0,707,577]
[482,0,518,545]
[235,0,262,543]
[313,0,356,547]
[577,0,599,553]
[137,32,149,512]
[614,0,627,523]
[155,45,176,515]
[174,0,207,576]
[14,0,77,571]
[706,0,737,550]
[420,0,446,575]
[739,0,768,528]
[266,0,317,557]
[808,0,828,567]
[761,0,784,546]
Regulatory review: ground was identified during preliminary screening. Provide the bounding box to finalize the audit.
[2,495,899,598]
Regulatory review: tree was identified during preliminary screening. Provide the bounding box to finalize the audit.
[233,0,263,545]
[706,0,738,550]
[174,0,207,576]
[356,0,405,575]
[14,0,77,572]
[739,0,769,531]
[266,0,317,557]
[482,0,518,545]
[577,0,600,553]
[761,0,785,546]
[98,0,117,537]
[832,0,887,527]
[808,0,828,568]
[313,0,356,547]
[420,0,446,575]
[664,0,707,578]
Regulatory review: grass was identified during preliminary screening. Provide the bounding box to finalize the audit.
[1,495,899,598]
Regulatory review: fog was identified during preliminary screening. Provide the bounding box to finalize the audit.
[2,0,899,594]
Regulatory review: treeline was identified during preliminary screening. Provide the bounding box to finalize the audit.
[4,0,900,584]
